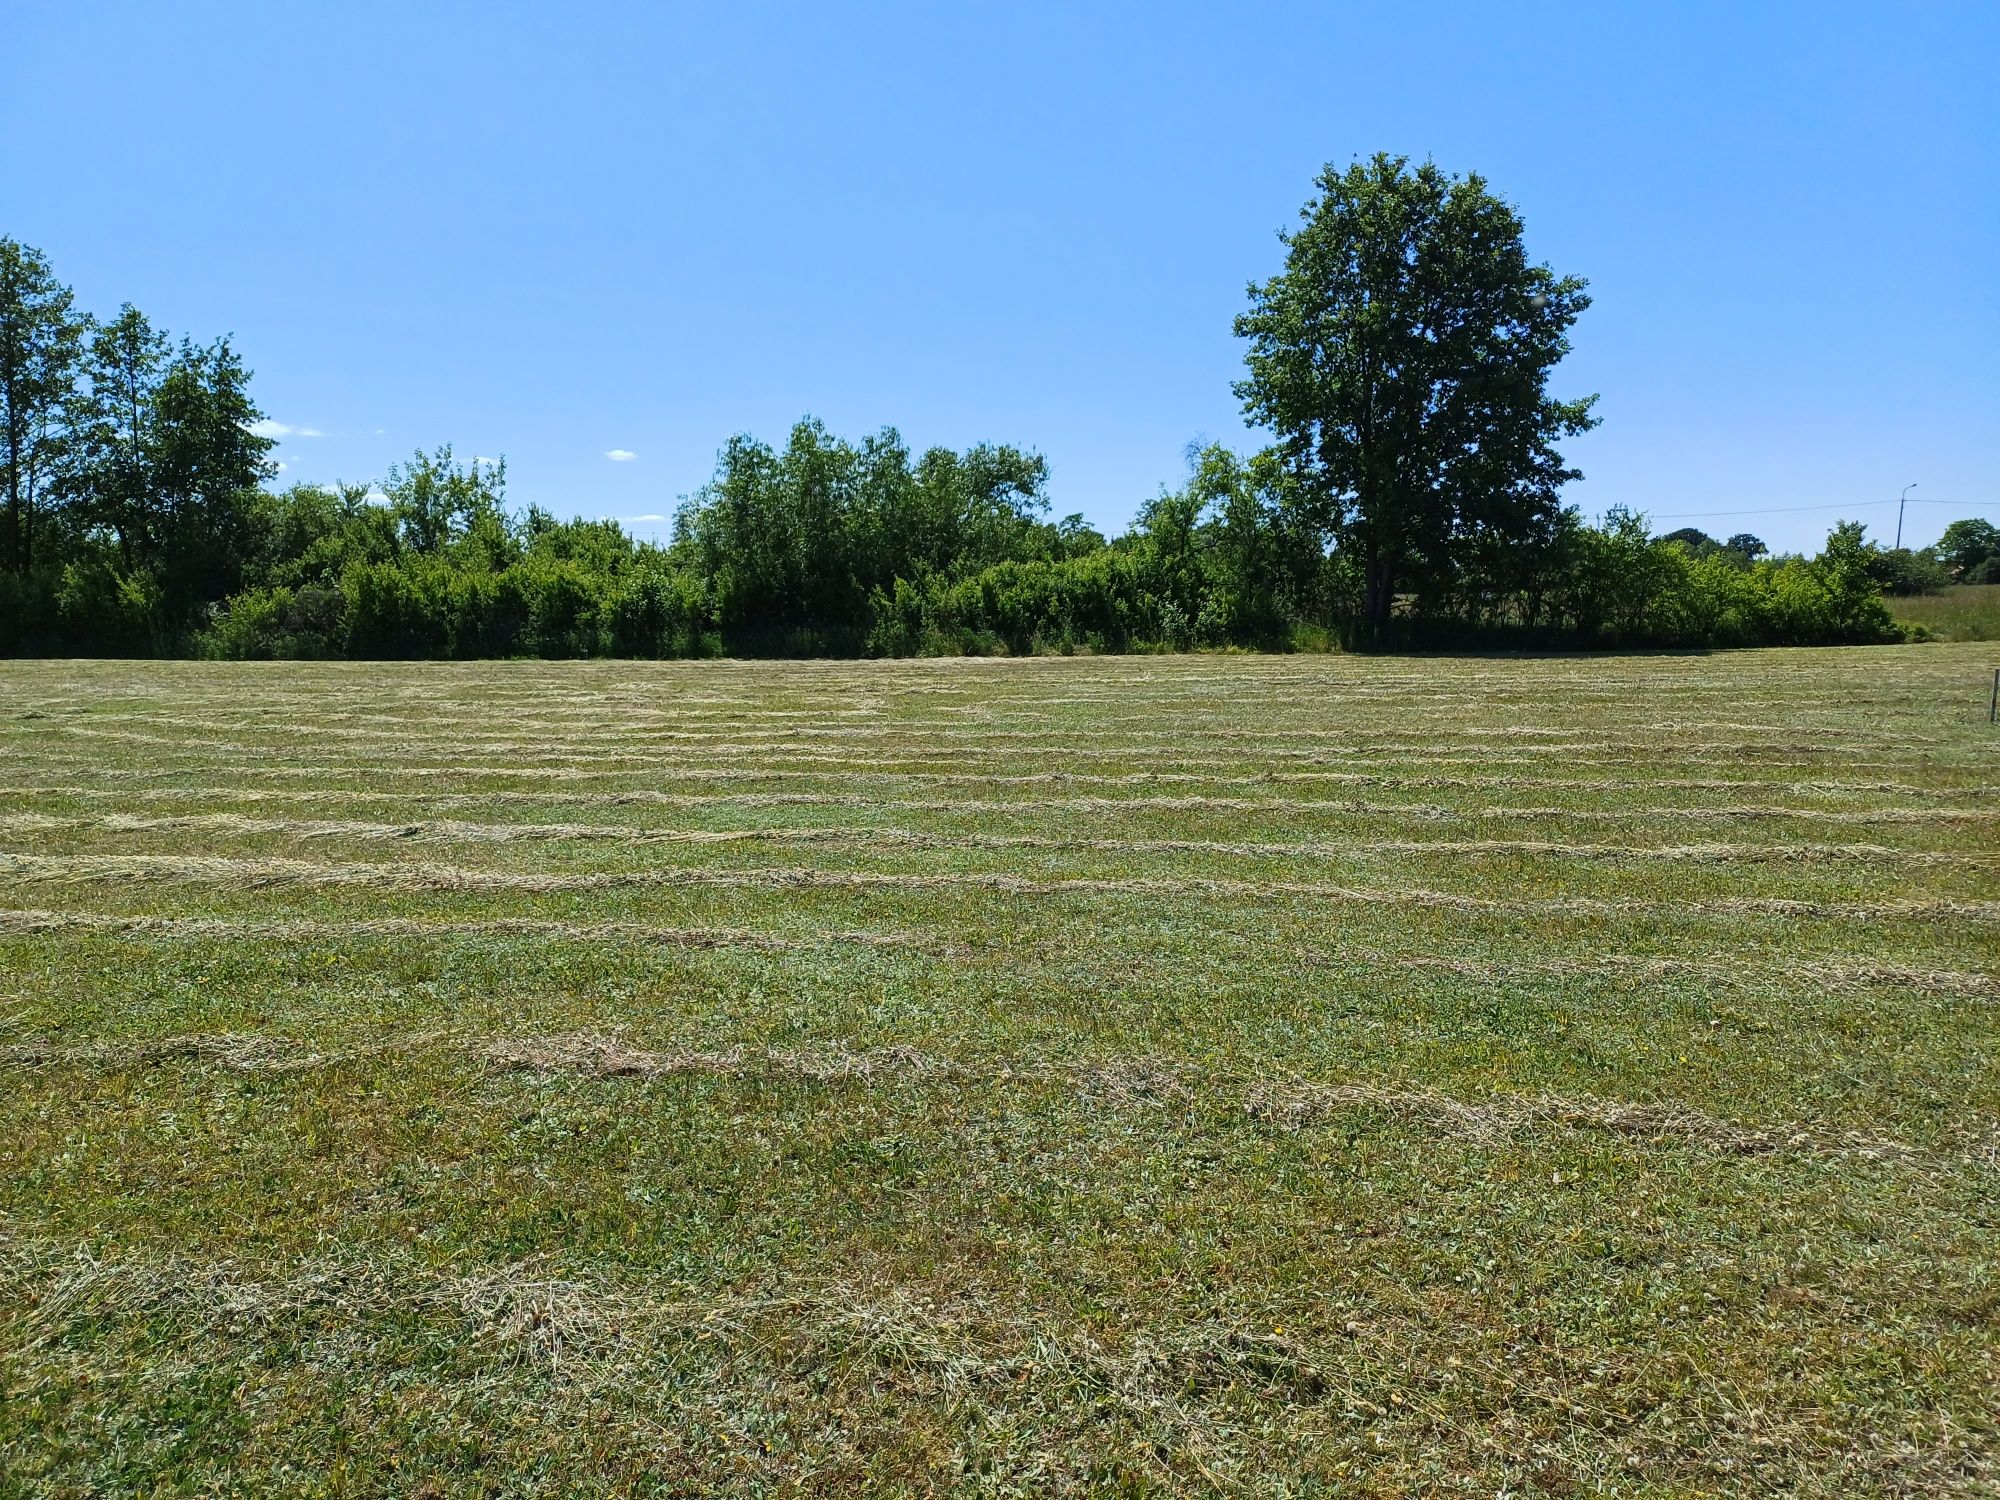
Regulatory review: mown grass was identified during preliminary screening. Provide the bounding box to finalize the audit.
[1891,584,2000,641]
[1,647,1996,1497]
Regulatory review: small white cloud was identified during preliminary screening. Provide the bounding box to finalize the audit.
[272,460,288,473]
[605,448,637,462]
[247,419,325,439]
[473,455,501,466]
[629,513,665,522]
[363,490,391,507]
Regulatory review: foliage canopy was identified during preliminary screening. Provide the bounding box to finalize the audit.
[1235,155,1598,632]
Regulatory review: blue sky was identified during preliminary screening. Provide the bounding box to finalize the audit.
[4,1,1994,552]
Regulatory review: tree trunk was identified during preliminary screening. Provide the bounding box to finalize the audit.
[1354,550,1395,646]
[1367,558,1395,628]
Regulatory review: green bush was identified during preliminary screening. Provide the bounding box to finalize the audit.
[608,566,714,658]
[201,582,350,659]
[520,559,602,658]
[55,559,159,654]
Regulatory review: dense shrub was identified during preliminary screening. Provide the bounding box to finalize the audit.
[6,429,1938,661]
[933,552,1151,655]
[56,558,160,654]
[607,565,715,658]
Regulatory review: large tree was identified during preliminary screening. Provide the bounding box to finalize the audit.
[0,238,85,574]
[675,419,1049,639]
[1235,155,1597,633]
[70,304,171,567]
[64,311,275,636]
[143,336,277,623]
[1936,518,1999,580]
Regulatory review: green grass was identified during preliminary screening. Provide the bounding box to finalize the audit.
[1,647,1996,1497]
[1890,584,2000,641]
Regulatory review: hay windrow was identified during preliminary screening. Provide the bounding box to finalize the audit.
[1242,1080,1926,1163]
[6,758,1980,801]
[0,1029,944,1089]
[3,780,2000,828]
[1382,951,2000,1000]
[7,783,1991,825]
[0,1028,1953,1166]
[0,1031,441,1074]
[0,906,956,956]
[482,1031,943,1083]
[4,850,1993,923]
[11,727,1945,776]
[3,809,1990,868]
[9,908,1988,998]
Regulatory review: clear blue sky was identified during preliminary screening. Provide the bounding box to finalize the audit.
[4,1,1994,553]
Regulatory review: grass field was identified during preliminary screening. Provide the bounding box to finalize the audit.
[2,646,1997,1497]
[1890,585,2000,643]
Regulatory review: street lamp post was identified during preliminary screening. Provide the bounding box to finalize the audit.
[1896,484,1917,549]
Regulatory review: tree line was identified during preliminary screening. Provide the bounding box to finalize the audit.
[4,157,1987,659]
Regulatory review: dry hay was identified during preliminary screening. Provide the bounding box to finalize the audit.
[0,1028,941,1087]
[482,1031,943,1084]
[5,851,1994,924]
[6,809,1990,869]
[0,906,954,956]
[0,1029,474,1074]
[1243,1078,1926,1163]
[0,1027,1953,1167]
[1071,1056,1196,1107]
[9,782,1991,826]
[11,906,1986,1000]
[11,757,1978,800]
[1382,951,2000,1001]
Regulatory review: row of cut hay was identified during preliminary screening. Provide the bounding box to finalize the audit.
[0,1027,1957,1166]
[7,906,1992,998]
[7,759,1976,800]
[4,810,1991,869]
[0,907,957,955]
[1380,950,2000,1000]
[1239,1076,1940,1163]
[7,850,1996,921]
[33,682,1986,734]
[75,705,1899,741]
[3,784,1991,826]
[67,707,1968,751]
[23,715,1969,763]
[14,722,1966,772]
